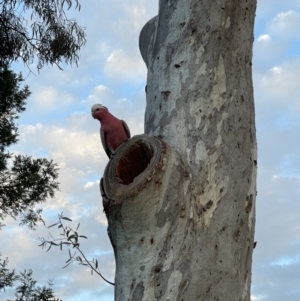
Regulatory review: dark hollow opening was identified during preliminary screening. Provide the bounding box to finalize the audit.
[115,140,153,185]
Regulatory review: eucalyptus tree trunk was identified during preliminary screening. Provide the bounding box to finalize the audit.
[102,1,257,300]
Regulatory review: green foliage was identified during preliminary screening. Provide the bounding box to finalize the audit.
[0,1,86,298]
[0,52,61,301]
[39,213,114,286]
[0,0,86,227]
[0,63,59,229]
[0,0,86,69]
[12,270,62,301]
[0,256,62,301]
[0,155,59,229]
[0,254,18,292]
[0,62,29,148]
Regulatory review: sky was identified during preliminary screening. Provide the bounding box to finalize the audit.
[1,0,300,300]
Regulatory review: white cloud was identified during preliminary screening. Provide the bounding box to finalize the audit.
[257,59,300,109]
[271,256,300,266]
[104,48,147,84]
[95,213,108,226]
[84,181,99,190]
[19,123,106,167]
[257,34,271,42]
[267,10,300,41]
[254,9,300,66]
[32,86,74,110]
[85,85,115,108]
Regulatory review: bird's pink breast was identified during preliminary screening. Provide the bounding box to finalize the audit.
[101,117,128,150]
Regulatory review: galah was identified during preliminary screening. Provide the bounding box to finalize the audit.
[91,104,131,158]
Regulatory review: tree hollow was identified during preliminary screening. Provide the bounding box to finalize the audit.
[102,134,168,203]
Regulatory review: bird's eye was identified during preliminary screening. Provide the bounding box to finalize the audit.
[96,108,100,111]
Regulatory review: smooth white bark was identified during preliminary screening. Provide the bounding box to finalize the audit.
[103,1,257,300]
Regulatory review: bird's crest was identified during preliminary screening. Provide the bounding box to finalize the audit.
[91,104,108,114]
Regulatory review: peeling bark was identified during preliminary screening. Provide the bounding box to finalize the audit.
[102,0,257,300]
[102,135,192,300]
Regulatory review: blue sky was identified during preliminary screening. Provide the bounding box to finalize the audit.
[1,0,300,300]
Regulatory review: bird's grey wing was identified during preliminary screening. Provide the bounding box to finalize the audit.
[121,120,131,139]
[100,128,111,157]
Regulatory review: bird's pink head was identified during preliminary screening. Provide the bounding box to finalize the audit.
[91,104,108,120]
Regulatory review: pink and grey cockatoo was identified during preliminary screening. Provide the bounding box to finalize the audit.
[91,104,131,158]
